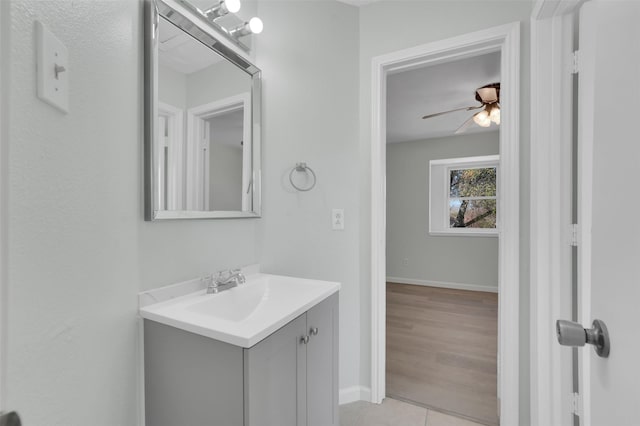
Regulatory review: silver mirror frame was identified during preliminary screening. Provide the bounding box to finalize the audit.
[143,0,262,221]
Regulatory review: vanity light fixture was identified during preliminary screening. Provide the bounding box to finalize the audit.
[229,17,264,38]
[203,0,241,20]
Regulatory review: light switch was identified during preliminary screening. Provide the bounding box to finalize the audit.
[332,209,345,231]
[36,21,69,113]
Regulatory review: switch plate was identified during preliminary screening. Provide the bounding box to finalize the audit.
[332,209,344,230]
[36,21,69,113]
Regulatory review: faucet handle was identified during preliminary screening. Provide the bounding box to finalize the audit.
[214,269,230,280]
[214,268,245,284]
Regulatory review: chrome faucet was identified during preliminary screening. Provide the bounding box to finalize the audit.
[206,269,246,294]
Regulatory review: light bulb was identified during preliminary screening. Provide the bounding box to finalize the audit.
[225,0,241,13]
[490,106,500,125]
[204,0,241,19]
[248,17,263,34]
[230,17,264,38]
[473,110,491,127]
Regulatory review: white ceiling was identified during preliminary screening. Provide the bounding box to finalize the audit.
[386,51,501,143]
[159,17,223,75]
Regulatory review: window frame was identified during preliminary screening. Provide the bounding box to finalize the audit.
[429,154,500,237]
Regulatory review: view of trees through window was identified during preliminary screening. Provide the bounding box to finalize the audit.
[449,167,497,228]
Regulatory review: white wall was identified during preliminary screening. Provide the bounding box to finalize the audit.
[5,1,259,424]
[358,2,533,423]
[208,136,243,211]
[186,60,251,109]
[386,132,499,289]
[158,60,251,110]
[158,63,187,109]
[254,0,361,393]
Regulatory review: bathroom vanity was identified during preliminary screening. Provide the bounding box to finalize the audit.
[139,273,340,426]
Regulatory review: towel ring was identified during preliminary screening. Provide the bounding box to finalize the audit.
[289,162,317,192]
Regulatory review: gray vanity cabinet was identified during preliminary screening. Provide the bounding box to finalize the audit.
[244,293,339,426]
[144,293,338,426]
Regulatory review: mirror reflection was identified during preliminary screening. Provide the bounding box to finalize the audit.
[155,17,253,213]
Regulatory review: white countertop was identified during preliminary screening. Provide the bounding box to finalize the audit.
[139,272,340,348]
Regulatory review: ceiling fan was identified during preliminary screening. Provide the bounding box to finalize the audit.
[421,83,501,134]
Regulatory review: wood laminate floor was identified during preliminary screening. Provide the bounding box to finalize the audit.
[386,283,499,426]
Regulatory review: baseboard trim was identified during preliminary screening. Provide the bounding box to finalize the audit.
[339,386,372,405]
[386,276,498,293]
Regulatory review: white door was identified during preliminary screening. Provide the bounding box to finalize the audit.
[574,1,640,425]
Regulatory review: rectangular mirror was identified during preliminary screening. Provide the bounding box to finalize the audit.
[144,0,261,220]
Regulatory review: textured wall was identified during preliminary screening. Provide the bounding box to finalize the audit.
[386,132,499,288]
[5,1,259,424]
[7,2,142,424]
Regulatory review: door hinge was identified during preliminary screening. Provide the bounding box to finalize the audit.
[569,223,580,246]
[571,50,580,74]
[570,392,582,416]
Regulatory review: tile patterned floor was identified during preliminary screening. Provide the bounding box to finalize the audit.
[340,398,488,426]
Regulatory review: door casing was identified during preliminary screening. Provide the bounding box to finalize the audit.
[530,1,582,425]
[0,0,7,411]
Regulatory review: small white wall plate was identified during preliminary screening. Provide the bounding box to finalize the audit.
[35,21,69,113]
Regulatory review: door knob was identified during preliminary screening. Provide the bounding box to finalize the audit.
[310,327,319,336]
[556,319,610,358]
[300,335,310,345]
[0,411,22,426]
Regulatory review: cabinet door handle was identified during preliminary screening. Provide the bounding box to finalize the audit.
[310,327,319,336]
[300,335,310,344]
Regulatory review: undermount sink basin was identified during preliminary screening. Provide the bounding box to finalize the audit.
[139,273,340,347]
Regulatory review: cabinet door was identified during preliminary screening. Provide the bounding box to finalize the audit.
[144,320,244,426]
[306,294,339,426]
[244,314,307,426]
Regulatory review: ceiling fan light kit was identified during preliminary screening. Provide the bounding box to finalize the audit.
[422,82,501,133]
[473,109,491,127]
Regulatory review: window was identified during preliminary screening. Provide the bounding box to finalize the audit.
[429,155,499,236]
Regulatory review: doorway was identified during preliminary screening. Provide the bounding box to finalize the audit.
[385,52,501,425]
[370,22,521,425]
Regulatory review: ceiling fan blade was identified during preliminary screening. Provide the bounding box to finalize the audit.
[454,115,476,134]
[421,105,483,120]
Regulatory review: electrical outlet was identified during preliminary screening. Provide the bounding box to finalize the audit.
[332,209,344,230]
